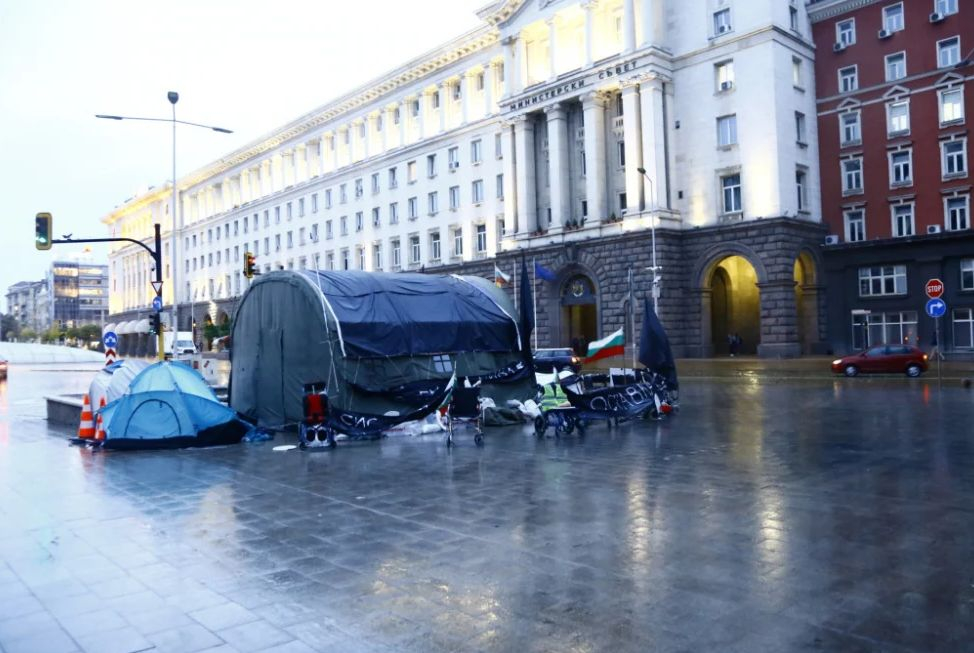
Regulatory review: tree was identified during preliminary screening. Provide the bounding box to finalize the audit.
[0,314,19,341]
[20,327,37,342]
[78,324,102,345]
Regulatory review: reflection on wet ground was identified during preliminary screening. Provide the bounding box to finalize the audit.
[1,363,972,652]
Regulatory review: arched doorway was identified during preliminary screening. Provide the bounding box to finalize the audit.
[794,252,819,354]
[707,255,760,355]
[560,274,598,354]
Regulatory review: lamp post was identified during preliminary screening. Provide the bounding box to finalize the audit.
[96,93,232,356]
[636,167,661,314]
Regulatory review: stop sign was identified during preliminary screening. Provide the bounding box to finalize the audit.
[925,278,944,298]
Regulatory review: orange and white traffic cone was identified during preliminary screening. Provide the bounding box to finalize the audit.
[77,394,95,440]
[99,396,106,410]
[94,414,106,443]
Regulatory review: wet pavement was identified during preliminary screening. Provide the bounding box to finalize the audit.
[1,363,973,653]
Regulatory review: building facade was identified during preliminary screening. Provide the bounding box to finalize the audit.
[47,258,109,328]
[104,0,827,357]
[5,280,49,333]
[811,0,974,354]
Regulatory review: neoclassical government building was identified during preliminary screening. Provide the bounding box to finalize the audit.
[104,0,827,357]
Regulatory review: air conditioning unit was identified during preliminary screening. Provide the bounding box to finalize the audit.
[717,24,730,34]
[929,11,944,23]
[824,234,840,245]
[878,28,891,39]
[833,42,846,53]
[448,161,459,170]
[720,81,734,91]
[927,224,942,234]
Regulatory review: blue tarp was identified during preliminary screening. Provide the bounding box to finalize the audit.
[301,270,519,359]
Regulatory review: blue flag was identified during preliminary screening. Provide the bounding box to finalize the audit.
[519,257,535,365]
[534,261,557,282]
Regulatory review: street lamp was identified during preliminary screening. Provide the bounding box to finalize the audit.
[636,167,661,314]
[96,92,232,356]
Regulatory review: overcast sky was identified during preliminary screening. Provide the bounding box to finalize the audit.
[0,0,486,312]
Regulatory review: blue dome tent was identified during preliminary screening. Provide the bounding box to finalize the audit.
[98,361,250,449]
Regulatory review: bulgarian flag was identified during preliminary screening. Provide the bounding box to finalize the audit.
[586,328,625,362]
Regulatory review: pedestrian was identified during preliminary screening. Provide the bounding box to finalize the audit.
[727,333,737,357]
[734,333,743,356]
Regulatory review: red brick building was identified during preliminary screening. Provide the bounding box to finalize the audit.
[810,0,974,354]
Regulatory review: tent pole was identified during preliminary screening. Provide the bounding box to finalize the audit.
[532,257,538,351]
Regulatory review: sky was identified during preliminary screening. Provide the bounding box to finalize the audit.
[0,0,486,312]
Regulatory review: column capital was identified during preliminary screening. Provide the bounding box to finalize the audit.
[638,71,672,88]
[582,90,611,108]
[546,14,562,27]
[581,0,599,9]
[501,35,518,47]
[509,113,533,126]
[543,102,567,119]
[620,77,642,92]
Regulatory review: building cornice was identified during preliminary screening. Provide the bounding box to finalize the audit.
[807,0,881,22]
[101,185,173,226]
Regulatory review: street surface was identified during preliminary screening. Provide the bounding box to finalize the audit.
[1,362,973,652]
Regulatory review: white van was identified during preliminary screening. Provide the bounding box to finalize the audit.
[164,331,197,355]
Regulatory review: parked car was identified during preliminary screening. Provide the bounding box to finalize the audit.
[533,348,582,373]
[831,345,929,377]
[0,357,7,380]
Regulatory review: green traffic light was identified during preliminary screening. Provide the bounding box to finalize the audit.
[35,212,52,250]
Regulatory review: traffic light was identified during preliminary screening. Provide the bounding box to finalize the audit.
[35,212,52,250]
[243,251,257,279]
[149,314,161,335]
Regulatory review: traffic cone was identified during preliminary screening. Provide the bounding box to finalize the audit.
[77,394,95,439]
[94,414,106,442]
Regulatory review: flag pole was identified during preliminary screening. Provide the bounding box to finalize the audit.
[532,257,538,351]
[628,265,635,369]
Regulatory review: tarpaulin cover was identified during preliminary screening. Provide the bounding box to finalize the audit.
[302,270,519,358]
[88,359,151,411]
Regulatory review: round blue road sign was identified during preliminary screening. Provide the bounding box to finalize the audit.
[925,298,947,318]
[103,331,118,348]
[152,296,163,312]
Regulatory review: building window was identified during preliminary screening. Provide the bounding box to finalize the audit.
[795,112,806,144]
[495,133,504,158]
[325,189,332,209]
[428,191,439,215]
[448,146,460,170]
[938,37,961,68]
[340,184,347,203]
[471,139,482,164]
[453,228,463,257]
[935,0,958,16]
[411,99,420,117]
[408,197,418,220]
[473,224,487,253]
[389,167,398,189]
[449,185,460,210]
[845,209,866,242]
[853,311,917,348]
[410,235,421,263]
[326,220,333,239]
[357,247,365,270]
[311,223,319,242]
[946,196,970,231]
[355,212,363,232]
[836,18,856,46]
[717,114,737,147]
[889,149,913,186]
[342,249,349,271]
[391,239,401,268]
[792,57,803,88]
[274,207,281,224]
[275,235,281,251]
[789,5,799,32]
[715,60,734,91]
[940,88,964,125]
[407,161,417,184]
[955,309,974,349]
[311,194,318,213]
[371,173,380,194]
[721,174,742,214]
[796,170,807,211]
[287,202,294,219]
[618,141,626,167]
[885,52,906,82]
[372,207,381,227]
[892,204,915,237]
[859,265,907,296]
[340,215,347,236]
[373,244,382,271]
[838,66,858,93]
[496,174,504,199]
[430,231,441,261]
[961,259,974,290]
[883,3,904,32]
[713,8,732,36]
[389,202,399,225]
[427,154,437,178]
[887,101,910,136]
[942,139,968,177]
[287,231,293,249]
[842,158,863,193]
[472,179,484,204]
[620,192,627,211]
[840,111,861,145]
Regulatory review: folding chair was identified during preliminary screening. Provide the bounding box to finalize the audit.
[446,384,484,447]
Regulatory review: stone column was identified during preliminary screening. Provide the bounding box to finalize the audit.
[417,92,428,140]
[381,109,390,153]
[364,114,376,159]
[545,103,570,231]
[399,100,408,147]
[756,280,802,358]
[583,1,597,67]
[484,62,496,116]
[623,0,636,53]
[621,80,644,214]
[502,122,517,231]
[513,115,537,235]
[460,73,470,125]
[502,37,516,97]
[348,123,358,164]
[638,75,667,210]
[331,133,340,171]
[547,16,559,80]
[640,0,656,48]
[438,83,448,133]
[307,140,320,179]
[582,92,608,222]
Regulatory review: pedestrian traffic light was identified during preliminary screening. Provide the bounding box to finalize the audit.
[243,251,257,279]
[35,212,52,250]
[149,314,161,335]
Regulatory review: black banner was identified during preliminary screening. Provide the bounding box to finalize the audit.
[327,378,455,438]
[465,360,533,386]
[561,381,661,418]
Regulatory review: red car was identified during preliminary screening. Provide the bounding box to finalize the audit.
[831,345,929,377]
[0,357,7,380]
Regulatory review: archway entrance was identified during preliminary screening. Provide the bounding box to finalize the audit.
[560,275,598,355]
[708,255,760,355]
[794,252,819,354]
